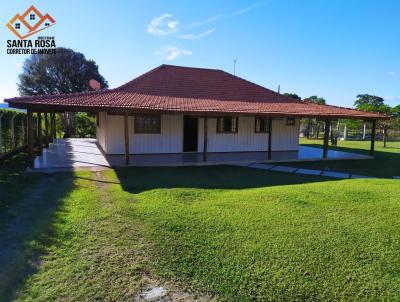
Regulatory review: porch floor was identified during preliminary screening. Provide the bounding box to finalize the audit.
[33,138,371,170]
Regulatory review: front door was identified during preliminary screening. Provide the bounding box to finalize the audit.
[183,116,198,152]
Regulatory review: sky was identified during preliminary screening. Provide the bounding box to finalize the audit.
[0,0,399,108]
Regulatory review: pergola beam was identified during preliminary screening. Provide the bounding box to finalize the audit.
[44,113,49,147]
[50,111,56,141]
[37,112,43,154]
[323,119,331,158]
[27,109,34,163]
[370,120,376,156]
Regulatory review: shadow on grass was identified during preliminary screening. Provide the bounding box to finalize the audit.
[0,171,75,302]
[113,165,333,194]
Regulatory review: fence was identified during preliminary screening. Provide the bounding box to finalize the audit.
[300,119,400,141]
[0,108,37,160]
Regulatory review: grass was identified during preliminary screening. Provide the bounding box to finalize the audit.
[279,139,400,178]
[1,144,400,301]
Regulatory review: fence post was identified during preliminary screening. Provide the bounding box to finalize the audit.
[0,112,3,153]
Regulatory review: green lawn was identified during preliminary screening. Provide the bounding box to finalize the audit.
[282,139,400,178]
[1,147,400,301]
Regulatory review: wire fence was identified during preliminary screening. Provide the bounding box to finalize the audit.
[0,109,37,158]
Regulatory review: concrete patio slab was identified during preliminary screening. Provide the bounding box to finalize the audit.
[321,171,350,179]
[295,168,322,176]
[31,138,373,171]
[247,163,275,170]
[271,166,298,173]
[350,174,374,179]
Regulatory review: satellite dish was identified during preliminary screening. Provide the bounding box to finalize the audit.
[89,79,101,90]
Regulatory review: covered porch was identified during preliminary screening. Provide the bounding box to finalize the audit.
[32,138,371,171]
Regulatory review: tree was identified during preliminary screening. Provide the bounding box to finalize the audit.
[303,96,327,138]
[353,94,391,147]
[304,96,326,105]
[18,47,108,137]
[283,93,301,100]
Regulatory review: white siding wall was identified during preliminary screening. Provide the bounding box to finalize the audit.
[104,114,183,154]
[96,112,108,153]
[97,113,300,154]
[198,117,299,152]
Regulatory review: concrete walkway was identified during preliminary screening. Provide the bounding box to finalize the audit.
[234,162,379,179]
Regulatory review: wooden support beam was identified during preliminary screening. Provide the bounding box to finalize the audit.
[37,112,43,154]
[203,117,208,162]
[323,119,331,158]
[369,120,376,156]
[124,113,130,165]
[50,111,55,141]
[27,110,34,162]
[44,113,49,147]
[268,117,272,160]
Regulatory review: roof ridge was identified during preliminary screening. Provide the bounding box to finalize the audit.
[114,65,166,91]
[218,69,303,104]
[160,64,223,72]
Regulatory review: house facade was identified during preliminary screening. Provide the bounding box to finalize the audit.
[6,64,387,165]
[96,113,300,154]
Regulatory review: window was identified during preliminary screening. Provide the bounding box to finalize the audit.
[15,23,20,29]
[30,14,35,20]
[286,117,296,126]
[135,115,161,133]
[217,117,238,133]
[45,23,50,27]
[255,117,270,133]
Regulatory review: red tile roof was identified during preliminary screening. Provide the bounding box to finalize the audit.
[5,64,386,120]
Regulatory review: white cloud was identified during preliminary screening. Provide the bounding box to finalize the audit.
[147,14,179,36]
[154,45,192,60]
[386,71,397,77]
[188,16,220,28]
[231,1,267,17]
[182,29,215,40]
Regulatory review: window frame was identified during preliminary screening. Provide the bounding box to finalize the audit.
[286,117,296,126]
[216,116,239,133]
[254,117,270,133]
[134,114,161,134]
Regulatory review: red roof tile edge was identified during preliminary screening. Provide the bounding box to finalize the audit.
[5,64,388,120]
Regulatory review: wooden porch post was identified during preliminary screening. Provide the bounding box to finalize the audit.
[124,113,130,165]
[203,117,208,162]
[369,119,376,156]
[37,112,43,154]
[50,111,55,141]
[27,109,34,161]
[323,119,331,158]
[268,117,272,160]
[44,113,49,147]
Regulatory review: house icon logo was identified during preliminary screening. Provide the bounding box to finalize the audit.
[6,5,56,39]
